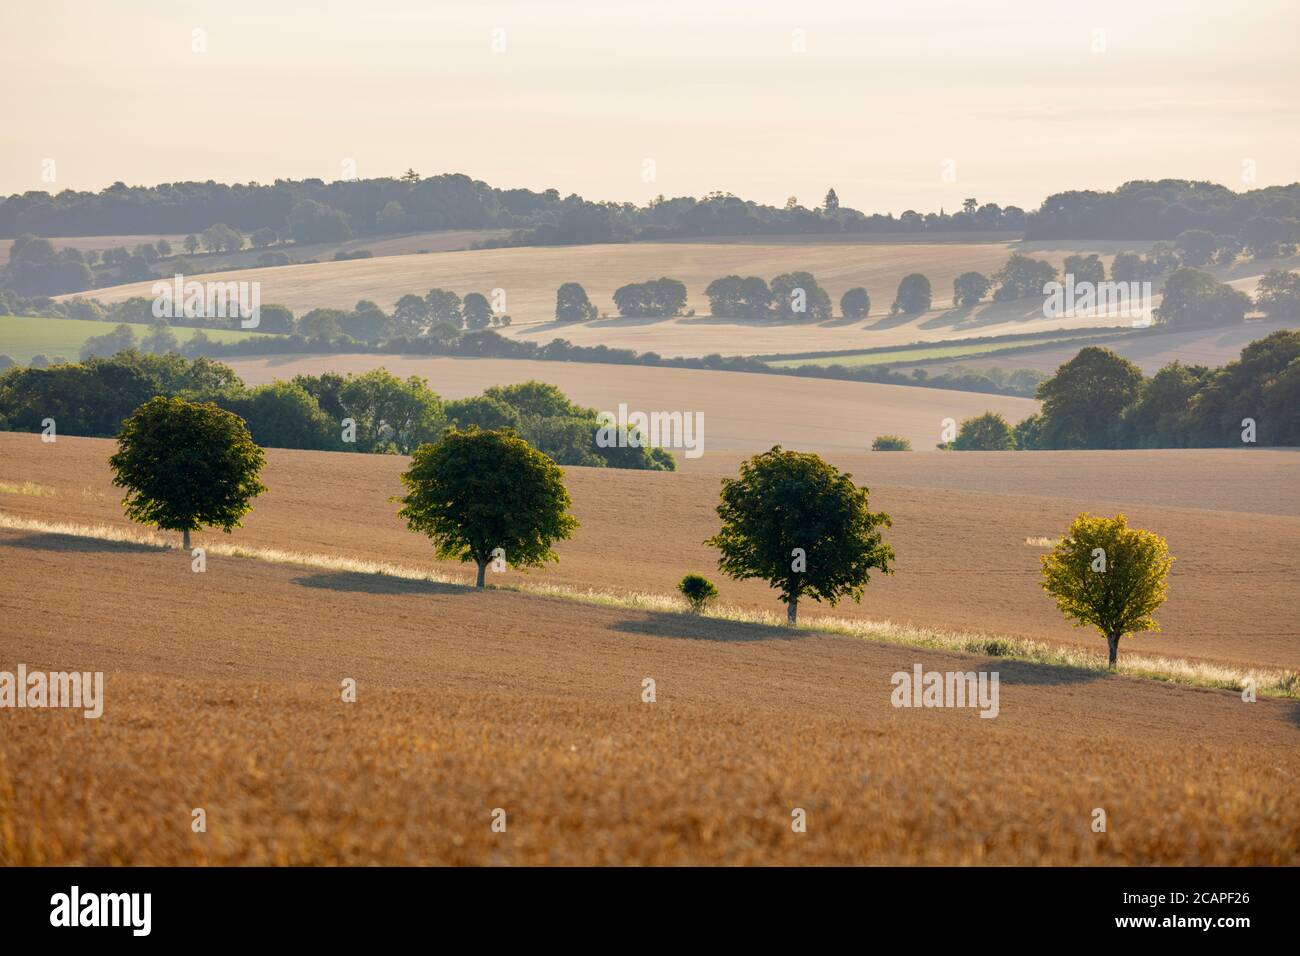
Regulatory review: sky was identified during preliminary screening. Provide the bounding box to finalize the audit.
[2,0,1297,214]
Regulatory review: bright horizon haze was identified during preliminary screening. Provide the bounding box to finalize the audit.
[2,0,1298,214]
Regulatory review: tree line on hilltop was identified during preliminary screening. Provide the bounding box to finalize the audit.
[3,174,1296,297]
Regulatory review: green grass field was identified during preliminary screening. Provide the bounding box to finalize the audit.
[765,331,1115,369]
[0,315,278,365]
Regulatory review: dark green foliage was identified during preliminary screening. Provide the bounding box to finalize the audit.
[1154,268,1250,328]
[992,254,1058,300]
[1122,361,1208,448]
[396,427,579,587]
[704,276,773,318]
[612,278,687,317]
[286,200,351,244]
[79,323,137,360]
[891,273,932,314]
[1024,180,1300,248]
[256,304,295,334]
[1062,253,1105,285]
[1174,230,1218,267]
[109,396,267,538]
[1036,347,1145,449]
[948,412,1016,450]
[1254,270,1300,319]
[769,272,833,320]
[555,282,598,322]
[677,573,718,613]
[220,381,338,451]
[706,447,894,624]
[952,272,990,307]
[444,395,522,432]
[870,434,911,451]
[1012,414,1043,451]
[462,292,494,330]
[840,287,871,319]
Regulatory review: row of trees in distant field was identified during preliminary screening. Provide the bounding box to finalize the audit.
[869,329,1300,451]
[0,351,673,471]
[555,262,1299,327]
[106,406,1173,669]
[56,287,513,350]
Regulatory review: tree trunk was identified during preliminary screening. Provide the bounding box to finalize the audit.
[476,560,487,588]
[183,528,191,551]
[1107,633,1120,669]
[787,597,798,627]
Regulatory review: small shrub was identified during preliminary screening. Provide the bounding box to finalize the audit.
[871,434,912,451]
[677,573,718,613]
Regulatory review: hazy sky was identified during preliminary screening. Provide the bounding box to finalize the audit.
[3,0,1297,214]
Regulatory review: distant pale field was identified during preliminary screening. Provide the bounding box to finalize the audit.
[65,238,1296,360]
[766,330,1110,368]
[79,237,1165,357]
[0,314,276,364]
[897,317,1300,377]
[132,228,512,275]
[227,353,1038,452]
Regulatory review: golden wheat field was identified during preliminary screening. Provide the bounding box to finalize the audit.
[1,527,1297,866]
[3,433,1297,865]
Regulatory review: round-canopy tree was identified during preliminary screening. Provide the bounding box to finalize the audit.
[109,396,267,549]
[396,427,579,588]
[706,446,894,625]
[891,273,932,315]
[840,287,871,320]
[949,411,1016,450]
[555,282,598,322]
[1040,513,1173,668]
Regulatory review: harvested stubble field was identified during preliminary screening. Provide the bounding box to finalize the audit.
[80,238,1176,358]
[1,526,1297,866]
[2,434,1296,673]
[227,353,1038,453]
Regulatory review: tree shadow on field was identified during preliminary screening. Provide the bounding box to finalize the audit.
[1284,702,1300,732]
[817,314,869,329]
[920,300,1042,332]
[0,532,165,555]
[976,657,1106,687]
[294,571,466,597]
[864,310,923,332]
[611,611,806,643]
